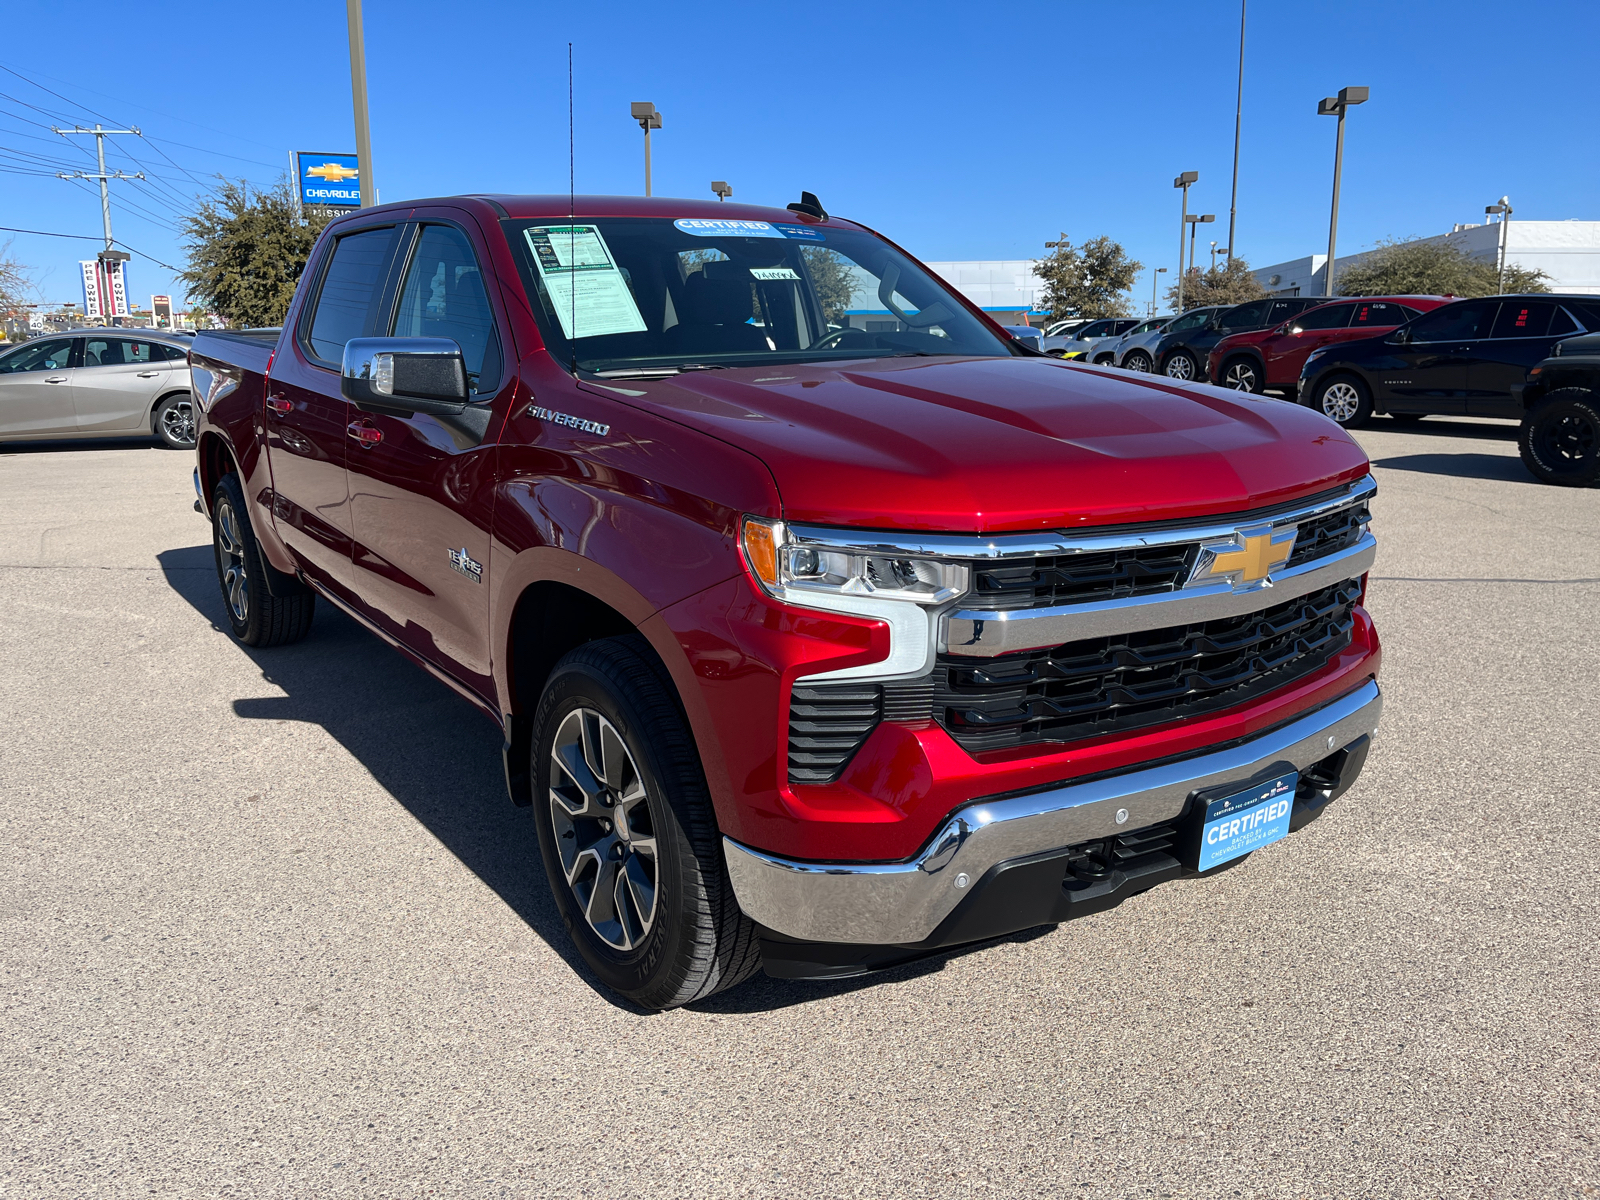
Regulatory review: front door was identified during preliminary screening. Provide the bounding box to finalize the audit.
[0,337,77,437]
[1468,301,1579,418]
[1379,300,1499,415]
[1268,301,1353,385]
[265,223,401,595]
[343,217,511,698]
[71,336,173,433]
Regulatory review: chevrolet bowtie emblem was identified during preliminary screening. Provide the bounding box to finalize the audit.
[1190,525,1296,590]
[306,162,360,183]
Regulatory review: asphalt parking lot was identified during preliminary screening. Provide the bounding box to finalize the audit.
[3,418,1598,1199]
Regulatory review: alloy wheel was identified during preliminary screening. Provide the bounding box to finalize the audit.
[215,500,250,624]
[1124,352,1152,373]
[1224,361,1259,392]
[1320,382,1362,423]
[1165,353,1195,380]
[162,399,196,446]
[549,707,658,951]
[1537,411,1598,470]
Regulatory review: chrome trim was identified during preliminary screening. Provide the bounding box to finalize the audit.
[724,680,1382,945]
[944,531,1374,656]
[785,476,1375,562]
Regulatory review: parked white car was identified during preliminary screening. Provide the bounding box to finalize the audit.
[1045,317,1142,360]
[1104,317,1174,372]
[0,329,195,447]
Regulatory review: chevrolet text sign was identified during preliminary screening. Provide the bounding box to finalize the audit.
[296,152,361,208]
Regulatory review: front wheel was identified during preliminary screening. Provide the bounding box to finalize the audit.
[154,393,196,449]
[1309,374,1373,428]
[212,473,315,646]
[531,636,762,1010]
[1123,350,1152,373]
[1520,389,1600,486]
[1220,356,1263,393]
[1164,350,1198,381]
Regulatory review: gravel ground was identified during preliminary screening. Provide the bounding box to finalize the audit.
[2,418,1597,1199]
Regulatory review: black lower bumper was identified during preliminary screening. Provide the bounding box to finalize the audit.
[758,735,1371,981]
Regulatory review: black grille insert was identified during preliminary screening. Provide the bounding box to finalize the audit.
[935,579,1360,753]
[972,544,1194,610]
[1286,500,1370,570]
[788,682,882,785]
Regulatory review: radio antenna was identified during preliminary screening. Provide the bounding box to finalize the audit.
[568,42,577,375]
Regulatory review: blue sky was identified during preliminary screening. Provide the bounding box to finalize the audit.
[3,0,1596,312]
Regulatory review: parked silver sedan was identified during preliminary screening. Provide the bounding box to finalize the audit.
[0,329,195,448]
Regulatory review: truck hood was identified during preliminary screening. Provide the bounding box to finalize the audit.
[585,355,1370,533]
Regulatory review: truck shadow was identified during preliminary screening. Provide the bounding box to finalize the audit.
[158,543,1017,1014]
[1368,451,1535,484]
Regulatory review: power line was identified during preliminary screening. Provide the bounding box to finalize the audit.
[0,223,184,273]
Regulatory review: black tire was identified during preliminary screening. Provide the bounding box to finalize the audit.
[1220,355,1264,393]
[531,636,761,1010]
[1123,350,1153,373]
[1308,373,1373,428]
[1519,388,1600,487]
[1092,353,1114,365]
[211,473,315,646]
[153,392,196,449]
[1163,349,1199,381]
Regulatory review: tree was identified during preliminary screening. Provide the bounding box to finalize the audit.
[1035,235,1141,320]
[181,178,335,327]
[1164,255,1267,312]
[1335,237,1551,298]
[800,246,856,325]
[1,239,32,312]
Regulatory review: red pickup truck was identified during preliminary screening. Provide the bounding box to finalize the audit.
[189,193,1383,1009]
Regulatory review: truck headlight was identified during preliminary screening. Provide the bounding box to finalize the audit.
[741,516,970,680]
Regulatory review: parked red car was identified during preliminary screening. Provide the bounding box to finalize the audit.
[1208,296,1451,395]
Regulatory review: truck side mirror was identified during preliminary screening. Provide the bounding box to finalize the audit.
[342,337,470,415]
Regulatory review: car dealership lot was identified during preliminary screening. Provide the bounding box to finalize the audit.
[2,423,1597,1198]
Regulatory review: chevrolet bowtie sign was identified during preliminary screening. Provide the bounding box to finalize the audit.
[296,152,361,208]
[1190,525,1296,590]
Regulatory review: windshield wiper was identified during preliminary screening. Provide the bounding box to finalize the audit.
[591,362,733,379]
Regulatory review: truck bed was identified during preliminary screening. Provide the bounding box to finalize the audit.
[190,328,281,377]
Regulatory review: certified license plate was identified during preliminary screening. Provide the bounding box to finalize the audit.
[1198,772,1298,871]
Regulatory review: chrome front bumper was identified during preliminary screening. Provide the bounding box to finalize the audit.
[724,679,1382,945]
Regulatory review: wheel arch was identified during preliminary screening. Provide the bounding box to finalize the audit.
[195,429,237,519]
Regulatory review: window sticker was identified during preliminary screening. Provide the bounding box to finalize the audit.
[774,224,825,242]
[524,225,648,340]
[750,267,800,281]
[674,218,783,239]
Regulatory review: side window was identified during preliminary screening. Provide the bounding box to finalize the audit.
[306,226,398,364]
[1350,302,1404,326]
[0,338,74,373]
[1293,304,1353,331]
[157,342,189,362]
[392,224,503,394]
[82,338,120,367]
[116,339,160,364]
[1220,300,1268,330]
[1408,301,1498,342]
[1549,308,1581,337]
[1489,301,1555,339]
[1266,300,1304,326]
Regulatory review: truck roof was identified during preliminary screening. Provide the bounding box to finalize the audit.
[333,194,860,228]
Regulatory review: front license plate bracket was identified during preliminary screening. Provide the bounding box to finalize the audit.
[1177,769,1299,873]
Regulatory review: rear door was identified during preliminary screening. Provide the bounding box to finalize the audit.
[1381,300,1499,414]
[70,336,172,432]
[0,337,77,437]
[342,215,511,697]
[266,222,403,595]
[1264,302,1351,385]
[1468,301,1579,418]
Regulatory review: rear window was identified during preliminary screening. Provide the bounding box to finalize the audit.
[306,226,398,364]
[1490,301,1555,339]
[1349,301,1408,326]
[1293,304,1353,331]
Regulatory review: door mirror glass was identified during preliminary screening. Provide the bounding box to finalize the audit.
[1386,327,1411,345]
[341,337,469,414]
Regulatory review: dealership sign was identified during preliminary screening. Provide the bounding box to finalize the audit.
[295,151,362,208]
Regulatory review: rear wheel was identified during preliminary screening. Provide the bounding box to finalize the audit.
[1164,350,1199,381]
[531,636,762,1010]
[1221,356,1263,393]
[1309,374,1373,428]
[212,473,315,646]
[1520,389,1600,487]
[1123,350,1152,373]
[154,393,196,449]
[1092,353,1114,365]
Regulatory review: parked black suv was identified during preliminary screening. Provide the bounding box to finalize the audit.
[1518,332,1600,487]
[1154,296,1325,381]
[1298,294,1600,428]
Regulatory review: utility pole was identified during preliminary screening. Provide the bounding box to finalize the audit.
[1318,86,1368,296]
[346,0,376,208]
[632,103,662,196]
[52,124,143,254]
[1174,171,1197,313]
[1226,0,1246,261]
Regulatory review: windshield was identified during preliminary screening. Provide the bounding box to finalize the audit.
[507,216,1012,373]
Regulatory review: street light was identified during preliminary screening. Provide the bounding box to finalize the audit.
[1317,85,1369,296]
[712,180,732,201]
[1151,267,1167,317]
[1186,214,1215,301]
[1486,197,1512,292]
[1210,240,1219,272]
[1174,171,1198,311]
[630,102,662,197]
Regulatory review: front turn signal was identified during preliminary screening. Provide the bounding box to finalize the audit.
[741,516,782,591]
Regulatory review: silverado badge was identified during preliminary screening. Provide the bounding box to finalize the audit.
[1189,525,1295,590]
[448,546,483,583]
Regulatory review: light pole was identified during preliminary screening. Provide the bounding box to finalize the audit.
[1486,197,1512,292]
[1210,241,1219,272]
[1151,267,1167,317]
[631,102,662,197]
[1317,85,1368,296]
[1227,0,1246,260]
[712,181,732,202]
[1186,213,1215,302]
[346,0,375,208]
[1174,171,1198,312]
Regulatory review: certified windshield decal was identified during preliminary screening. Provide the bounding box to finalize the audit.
[774,224,825,241]
[750,267,800,281]
[524,225,648,341]
[673,218,784,239]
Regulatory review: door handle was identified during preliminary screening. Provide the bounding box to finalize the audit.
[45,375,67,383]
[347,420,383,448]
[266,396,293,414]
[136,370,162,378]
